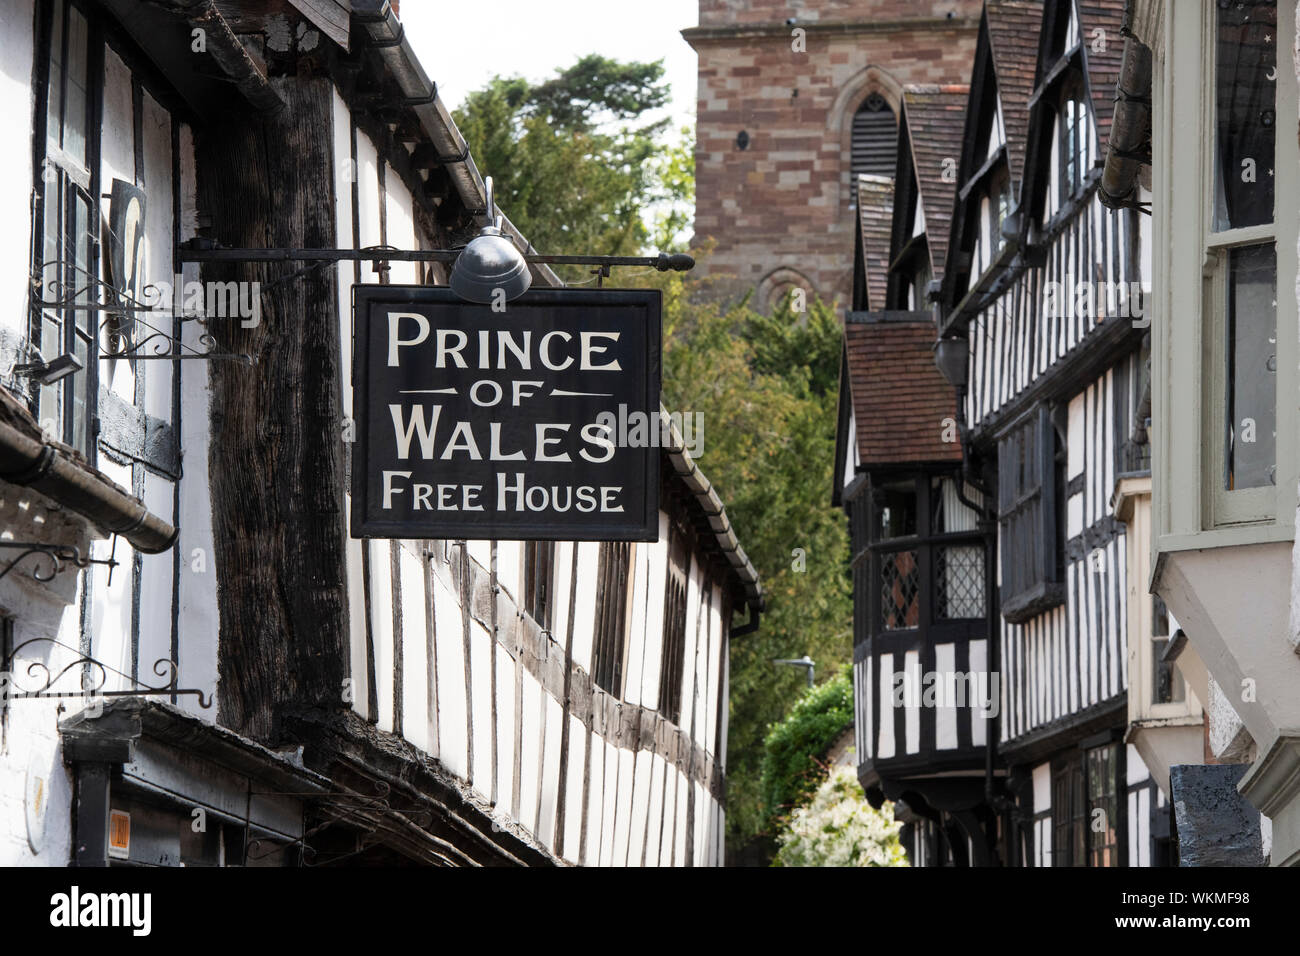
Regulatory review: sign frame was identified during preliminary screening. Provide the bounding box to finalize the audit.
[350,285,662,542]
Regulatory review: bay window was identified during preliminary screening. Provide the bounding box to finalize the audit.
[1204,0,1283,525]
[1153,0,1298,546]
[997,407,1065,622]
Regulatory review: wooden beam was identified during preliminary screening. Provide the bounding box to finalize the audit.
[196,76,349,740]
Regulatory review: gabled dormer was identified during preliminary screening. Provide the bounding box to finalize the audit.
[885,86,968,312]
[942,1,1040,312]
[1020,0,1125,236]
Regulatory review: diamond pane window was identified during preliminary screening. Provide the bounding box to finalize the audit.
[881,549,919,630]
[935,545,985,619]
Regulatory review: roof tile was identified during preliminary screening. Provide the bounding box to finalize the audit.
[844,319,962,466]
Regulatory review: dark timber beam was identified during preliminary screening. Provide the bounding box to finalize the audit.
[195,75,349,741]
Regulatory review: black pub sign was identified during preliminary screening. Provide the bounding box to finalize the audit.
[351,286,661,540]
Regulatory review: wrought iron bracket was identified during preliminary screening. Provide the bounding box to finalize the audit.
[28,262,254,363]
[0,539,119,584]
[177,240,697,275]
[0,636,212,709]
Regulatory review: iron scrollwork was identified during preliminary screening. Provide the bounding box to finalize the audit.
[0,540,118,583]
[0,636,212,709]
[28,262,252,364]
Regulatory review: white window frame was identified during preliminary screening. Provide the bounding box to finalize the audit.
[1152,0,1299,552]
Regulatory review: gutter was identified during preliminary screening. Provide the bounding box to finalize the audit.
[661,413,764,624]
[0,395,177,554]
[1099,36,1152,210]
[349,1,560,288]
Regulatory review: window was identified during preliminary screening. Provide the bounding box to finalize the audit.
[1056,77,1090,204]
[873,480,917,541]
[1052,741,1122,867]
[866,476,986,632]
[1204,0,1282,526]
[30,0,97,455]
[522,541,554,630]
[850,92,896,205]
[997,407,1065,622]
[658,524,690,724]
[906,258,932,312]
[591,542,632,695]
[1152,0,1297,546]
[873,479,919,630]
[988,164,1012,248]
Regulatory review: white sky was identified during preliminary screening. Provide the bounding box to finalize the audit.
[399,0,701,131]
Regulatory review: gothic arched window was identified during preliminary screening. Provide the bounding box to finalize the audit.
[850,93,897,204]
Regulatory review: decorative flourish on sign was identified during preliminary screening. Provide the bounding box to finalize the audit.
[0,636,212,709]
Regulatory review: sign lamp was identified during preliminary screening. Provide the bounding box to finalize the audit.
[450,176,533,304]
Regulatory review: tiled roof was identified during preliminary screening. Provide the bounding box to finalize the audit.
[900,85,969,281]
[985,0,1042,185]
[857,174,894,310]
[1077,0,1127,148]
[844,319,961,466]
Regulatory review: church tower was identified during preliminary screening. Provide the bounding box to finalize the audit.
[685,1,983,308]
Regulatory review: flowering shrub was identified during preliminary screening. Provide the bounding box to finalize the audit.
[772,767,908,867]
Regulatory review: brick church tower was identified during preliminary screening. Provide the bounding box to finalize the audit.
[684,1,982,309]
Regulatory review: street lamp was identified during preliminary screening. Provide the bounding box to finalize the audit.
[774,655,815,688]
[13,353,83,386]
[449,176,533,304]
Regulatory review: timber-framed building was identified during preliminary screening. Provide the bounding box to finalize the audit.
[834,0,1217,866]
[0,0,759,866]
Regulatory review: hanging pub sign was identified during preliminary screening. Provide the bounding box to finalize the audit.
[351,286,661,541]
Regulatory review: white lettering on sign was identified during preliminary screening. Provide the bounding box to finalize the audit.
[359,291,659,539]
[579,331,621,370]
[388,312,429,366]
[413,321,625,372]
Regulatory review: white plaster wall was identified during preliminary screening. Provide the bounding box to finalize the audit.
[175,121,218,717]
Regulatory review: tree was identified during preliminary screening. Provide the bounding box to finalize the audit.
[453,56,678,279]
[773,768,908,868]
[655,279,852,854]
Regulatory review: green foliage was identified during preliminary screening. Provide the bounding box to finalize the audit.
[773,768,908,868]
[453,56,680,281]
[760,664,854,826]
[653,275,853,852]
[743,292,844,398]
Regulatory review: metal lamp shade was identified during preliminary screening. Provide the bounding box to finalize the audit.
[934,336,969,388]
[449,229,533,304]
[449,176,532,304]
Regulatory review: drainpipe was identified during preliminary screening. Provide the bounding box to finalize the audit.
[0,420,177,554]
[943,380,1011,861]
[1099,36,1152,210]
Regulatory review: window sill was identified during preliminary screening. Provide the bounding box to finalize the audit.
[1156,522,1294,556]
